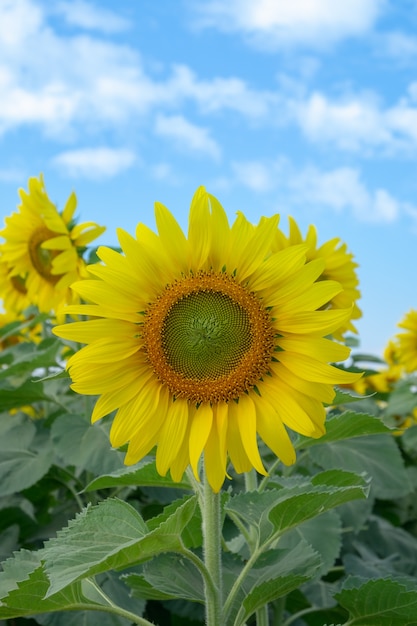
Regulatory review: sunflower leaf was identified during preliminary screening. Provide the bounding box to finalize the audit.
[124,553,205,604]
[225,541,321,626]
[225,470,368,545]
[0,550,91,619]
[334,577,417,625]
[0,379,54,410]
[296,411,391,450]
[0,337,61,381]
[42,496,197,596]
[83,459,192,492]
[309,433,413,499]
[0,414,53,497]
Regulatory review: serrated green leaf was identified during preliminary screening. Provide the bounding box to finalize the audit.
[309,434,413,499]
[348,516,417,578]
[335,578,417,625]
[84,459,192,492]
[226,541,321,626]
[0,338,61,382]
[140,553,205,603]
[332,388,374,406]
[0,566,132,622]
[145,493,204,548]
[279,510,342,577]
[0,378,53,410]
[266,478,366,540]
[0,415,53,497]
[51,413,124,475]
[123,573,178,601]
[385,380,417,417]
[43,495,197,596]
[225,470,367,544]
[297,412,391,450]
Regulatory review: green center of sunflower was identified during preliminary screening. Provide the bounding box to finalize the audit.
[162,291,252,380]
[28,227,60,283]
[142,270,275,404]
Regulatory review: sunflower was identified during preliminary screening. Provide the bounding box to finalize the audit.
[342,340,403,396]
[0,259,31,314]
[53,187,360,492]
[0,175,106,314]
[395,309,417,373]
[275,218,361,339]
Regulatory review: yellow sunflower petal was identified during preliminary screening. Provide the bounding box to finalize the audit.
[277,351,361,384]
[227,401,255,474]
[204,403,229,492]
[189,403,214,480]
[156,398,189,476]
[254,394,296,466]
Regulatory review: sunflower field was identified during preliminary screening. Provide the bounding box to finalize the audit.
[1,175,417,626]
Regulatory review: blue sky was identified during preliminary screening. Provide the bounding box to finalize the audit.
[1,0,416,356]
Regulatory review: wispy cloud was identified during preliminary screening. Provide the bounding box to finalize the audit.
[0,0,276,141]
[155,114,221,160]
[52,147,136,179]
[53,0,131,33]
[287,165,401,222]
[228,159,408,223]
[192,0,384,50]
[288,85,417,155]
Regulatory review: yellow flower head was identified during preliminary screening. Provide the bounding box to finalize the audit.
[275,218,361,339]
[0,310,42,350]
[0,259,31,314]
[0,175,106,314]
[395,309,417,373]
[53,188,360,492]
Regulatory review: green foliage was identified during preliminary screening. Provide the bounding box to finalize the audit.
[1,315,417,625]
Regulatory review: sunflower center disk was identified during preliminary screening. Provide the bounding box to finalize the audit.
[28,227,60,283]
[142,272,275,404]
[163,291,252,379]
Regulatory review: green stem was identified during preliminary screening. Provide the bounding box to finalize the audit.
[256,604,270,626]
[80,579,157,626]
[201,463,223,626]
[245,472,270,626]
[73,602,157,626]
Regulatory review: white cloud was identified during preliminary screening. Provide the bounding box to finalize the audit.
[52,147,136,179]
[288,166,400,222]
[231,161,276,191]
[291,87,417,154]
[229,160,406,223]
[53,1,131,33]
[379,31,417,62]
[0,168,26,183]
[193,0,384,49]
[154,114,221,160]
[0,0,276,142]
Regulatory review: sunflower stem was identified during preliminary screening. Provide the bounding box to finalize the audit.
[201,463,223,626]
[245,471,270,625]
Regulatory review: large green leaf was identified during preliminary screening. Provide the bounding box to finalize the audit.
[225,541,321,626]
[43,496,197,596]
[0,554,141,622]
[385,380,417,418]
[0,337,61,382]
[309,434,413,499]
[125,553,205,604]
[296,412,391,450]
[0,379,54,410]
[335,577,417,625]
[225,470,368,545]
[51,413,125,475]
[0,414,53,497]
[84,459,192,492]
[278,510,342,577]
